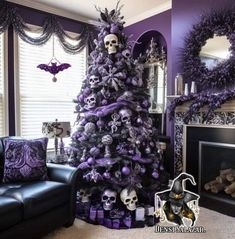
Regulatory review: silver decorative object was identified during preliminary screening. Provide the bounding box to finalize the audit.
[108,113,121,133]
[135,207,145,221]
[101,135,113,158]
[80,148,87,162]
[84,122,96,135]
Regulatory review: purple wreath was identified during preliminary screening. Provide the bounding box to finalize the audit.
[182,7,235,90]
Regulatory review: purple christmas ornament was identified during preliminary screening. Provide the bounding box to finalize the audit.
[89,147,100,157]
[87,157,95,165]
[103,171,111,179]
[152,171,159,179]
[140,167,146,174]
[122,166,131,175]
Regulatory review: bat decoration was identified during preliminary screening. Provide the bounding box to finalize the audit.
[37,62,71,82]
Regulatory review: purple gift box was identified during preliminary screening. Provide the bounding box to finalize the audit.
[97,208,104,224]
[112,219,120,229]
[146,215,155,226]
[89,206,97,222]
[76,202,90,218]
[123,215,132,228]
[104,218,112,228]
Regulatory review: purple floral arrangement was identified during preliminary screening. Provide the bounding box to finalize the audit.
[182,8,235,90]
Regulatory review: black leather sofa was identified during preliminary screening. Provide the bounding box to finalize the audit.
[0,137,79,239]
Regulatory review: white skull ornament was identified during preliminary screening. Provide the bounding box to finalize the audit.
[104,34,118,54]
[84,94,96,109]
[119,108,132,126]
[101,189,117,211]
[78,188,92,203]
[89,75,100,89]
[120,188,138,211]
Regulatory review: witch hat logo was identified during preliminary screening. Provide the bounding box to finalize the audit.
[155,173,200,226]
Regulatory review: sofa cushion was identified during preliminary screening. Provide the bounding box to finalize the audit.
[0,182,26,195]
[3,138,48,183]
[0,196,23,230]
[2,181,70,219]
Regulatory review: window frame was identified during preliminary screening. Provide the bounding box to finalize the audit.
[14,24,87,137]
[0,31,9,136]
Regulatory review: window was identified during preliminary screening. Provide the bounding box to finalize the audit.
[15,29,86,147]
[0,33,7,136]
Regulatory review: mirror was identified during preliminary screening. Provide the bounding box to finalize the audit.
[199,35,231,70]
[134,33,167,135]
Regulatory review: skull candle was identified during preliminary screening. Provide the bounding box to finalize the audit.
[104,34,119,54]
[120,188,138,211]
[101,189,117,211]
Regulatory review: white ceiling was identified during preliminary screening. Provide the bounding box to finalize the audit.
[7,0,171,26]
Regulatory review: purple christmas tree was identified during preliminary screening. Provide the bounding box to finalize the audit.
[70,3,168,228]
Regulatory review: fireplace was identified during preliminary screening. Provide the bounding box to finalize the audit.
[184,125,235,217]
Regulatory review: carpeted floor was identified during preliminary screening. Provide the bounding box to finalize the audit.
[44,207,235,239]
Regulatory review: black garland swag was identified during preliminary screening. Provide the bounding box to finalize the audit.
[0,1,96,54]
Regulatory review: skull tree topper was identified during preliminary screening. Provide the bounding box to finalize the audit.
[120,188,138,211]
[104,34,119,54]
[101,189,117,211]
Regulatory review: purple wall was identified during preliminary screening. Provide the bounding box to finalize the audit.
[124,10,171,94]
[171,0,234,89]
[124,0,235,140]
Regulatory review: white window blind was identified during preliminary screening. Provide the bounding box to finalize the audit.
[16,30,86,147]
[0,33,6,136]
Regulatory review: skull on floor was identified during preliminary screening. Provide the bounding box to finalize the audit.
[78,188,92,203]
[120,188,138,211]
[101,189,117,211]
[104,34,119,54]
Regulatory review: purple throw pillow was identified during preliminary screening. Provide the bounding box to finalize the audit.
[3,138,48,183]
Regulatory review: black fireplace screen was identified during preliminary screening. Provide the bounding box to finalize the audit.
[199,141,235,196]
[185,126,235,216]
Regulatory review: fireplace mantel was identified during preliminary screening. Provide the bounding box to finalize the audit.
[175,99,235,113]
[173,100,235,176]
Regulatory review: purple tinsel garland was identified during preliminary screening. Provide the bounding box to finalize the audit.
[169,90,235,123]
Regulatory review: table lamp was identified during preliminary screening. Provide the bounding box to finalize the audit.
[42,119,71,162]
